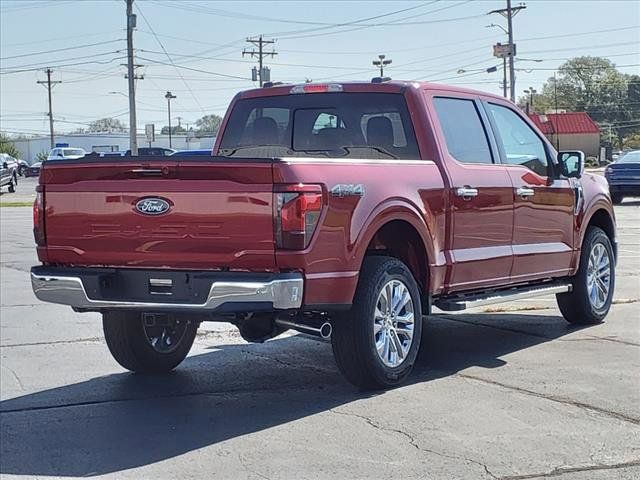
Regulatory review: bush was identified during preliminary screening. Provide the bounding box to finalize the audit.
[35,151,48,162]
[0,134,21,158]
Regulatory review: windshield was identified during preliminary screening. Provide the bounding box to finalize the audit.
[617,151,640,164]
[219,92,420,159]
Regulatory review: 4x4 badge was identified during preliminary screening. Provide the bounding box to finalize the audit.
[330,184,365,197]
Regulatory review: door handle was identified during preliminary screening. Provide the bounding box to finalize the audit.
[455,186,479,200]
[516,187,535,198]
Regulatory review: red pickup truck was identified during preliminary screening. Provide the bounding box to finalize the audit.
[31,81,616,389]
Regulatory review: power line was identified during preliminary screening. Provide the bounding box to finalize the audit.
[135,3,206,115]
[137,56,250,80]
[0,39,125,60]
[0,51,125,74]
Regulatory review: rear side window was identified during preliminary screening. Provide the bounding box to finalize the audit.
[219,93,419,159]
[433,97,493,164]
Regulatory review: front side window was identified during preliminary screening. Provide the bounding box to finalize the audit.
[219,93,419,159]
[487,103,549,176]
[432,97,493,164]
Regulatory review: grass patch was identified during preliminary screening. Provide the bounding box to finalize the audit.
[0,201,33,207]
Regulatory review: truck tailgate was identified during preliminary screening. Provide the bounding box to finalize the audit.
[40,158,276,270]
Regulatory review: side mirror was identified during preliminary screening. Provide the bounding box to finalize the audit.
[558,151,585,178]
[57,153,64,158]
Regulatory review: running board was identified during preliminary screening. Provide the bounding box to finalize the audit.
[434,283,572,312]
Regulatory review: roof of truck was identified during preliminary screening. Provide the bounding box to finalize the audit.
[238,80,509,103]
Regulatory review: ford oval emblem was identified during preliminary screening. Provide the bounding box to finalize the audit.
[135,197,171,215]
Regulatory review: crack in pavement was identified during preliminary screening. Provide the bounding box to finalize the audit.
[458,373,640,425]
[562,335,640,347]
[1,364,25,391]
[330,408,498,479]
[1,337,103,348]
[498,459,640,479]
[0,380,339,415]
[239,348,337,376]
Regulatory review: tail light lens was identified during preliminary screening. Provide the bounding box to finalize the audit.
[275,184,324,250]
[33,186,45,246]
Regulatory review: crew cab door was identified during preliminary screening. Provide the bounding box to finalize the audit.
[483,101,574,281]
[430,95,514,291]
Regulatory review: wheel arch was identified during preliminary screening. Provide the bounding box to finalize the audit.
[354,202,435,309]
[582,206,617,261]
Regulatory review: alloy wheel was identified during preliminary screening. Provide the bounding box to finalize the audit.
[373,279,415,368]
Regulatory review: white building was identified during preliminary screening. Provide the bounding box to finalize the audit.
[11,133,216,162]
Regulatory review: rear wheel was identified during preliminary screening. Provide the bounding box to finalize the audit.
[557,226,615,324]
[8,177,16,193]
[611,193,623,205]
[331,256,423,389]
[103,311,197,373]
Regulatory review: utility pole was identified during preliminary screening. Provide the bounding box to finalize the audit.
[489,1,526,102]
[165,91,176,148]
[126,0,138,156]
[37,69,61,149]
[372,54,392,77]
[502,58,508,98]
[243,35,277,87]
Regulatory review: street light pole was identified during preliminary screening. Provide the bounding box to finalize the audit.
[165,91,176,149]
[372,54,392,77]
[523,87,537,114]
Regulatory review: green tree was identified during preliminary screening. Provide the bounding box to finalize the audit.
[86,117,127,133]
[523,57,640,148]
[0,133,21,158]
[161,125,186,135]
[195,114,222,136]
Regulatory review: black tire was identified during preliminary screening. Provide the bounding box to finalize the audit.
[557,226,615,325]
[103,311,197,373]
[8,177,15,193]
[331,256,423,390]
[611,193,623,205]
[18,166,26,177]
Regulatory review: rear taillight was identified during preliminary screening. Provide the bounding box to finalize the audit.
[275,184,324,250]
[33,186,45,246]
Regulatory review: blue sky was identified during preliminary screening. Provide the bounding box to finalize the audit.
[1,0,638,135]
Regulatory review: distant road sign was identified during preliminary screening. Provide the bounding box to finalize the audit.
[145,124,155,143]
[493,43,516,58]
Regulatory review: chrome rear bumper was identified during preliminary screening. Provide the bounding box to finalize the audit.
[31,269,303,312]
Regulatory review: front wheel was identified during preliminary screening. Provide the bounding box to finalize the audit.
[557,226,615,324]
[331,256,423,389]
[103,311,198,373]
[8,177,16,193]
[611,193,623,205]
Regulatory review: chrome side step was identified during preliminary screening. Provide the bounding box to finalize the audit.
[434,283,572,312]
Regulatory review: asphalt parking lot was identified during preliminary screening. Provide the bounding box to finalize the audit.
[1,177,639,480]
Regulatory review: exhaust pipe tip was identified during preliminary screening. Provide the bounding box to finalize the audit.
[319,322,332,339]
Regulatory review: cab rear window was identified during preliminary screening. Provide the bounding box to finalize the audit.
[219,93,419,160]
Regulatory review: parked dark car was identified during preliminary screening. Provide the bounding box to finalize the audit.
[16,159,30,176]
[605,150,640,204]
[25,162,42,178]
[124,147,175,156]
[1,153,19,192]
[170,149,212,156]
